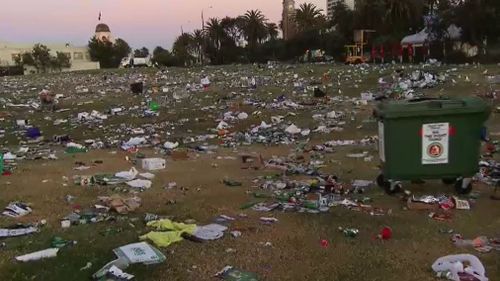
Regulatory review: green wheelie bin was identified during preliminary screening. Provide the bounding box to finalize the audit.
[374,97,491,194]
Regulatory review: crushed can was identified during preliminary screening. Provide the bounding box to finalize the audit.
[339,227,359,238]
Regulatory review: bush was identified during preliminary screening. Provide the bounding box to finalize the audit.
[444,50,471,64]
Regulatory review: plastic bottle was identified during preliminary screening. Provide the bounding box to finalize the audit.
[253,192,272,199]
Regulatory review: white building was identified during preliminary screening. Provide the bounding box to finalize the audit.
[0,23,114,74]
[0,41,99,73]
[327,0,355,19]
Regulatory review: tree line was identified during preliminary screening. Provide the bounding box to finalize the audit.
[152,6,328,66]
[87,0,500,68]
[14,44,72,73]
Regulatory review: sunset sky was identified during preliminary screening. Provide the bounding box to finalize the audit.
[0,0,325,49]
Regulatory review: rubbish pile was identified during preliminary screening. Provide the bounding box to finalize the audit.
[74,166,156,192]
[452,234,500,253]
[477,160,500,186]
[406,195,471,211]
[248,175,381,215]
[378,69,447,99]
[0,63,497,280]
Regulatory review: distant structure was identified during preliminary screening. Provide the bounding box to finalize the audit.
[327,0,355,19]
[282,0,297,40]
[95,23,114,43]
[0,23,111,74]
[0,41,99,74]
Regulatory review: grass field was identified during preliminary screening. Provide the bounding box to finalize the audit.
[0,63,499,281]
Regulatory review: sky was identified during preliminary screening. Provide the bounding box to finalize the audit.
[0,0,325,50]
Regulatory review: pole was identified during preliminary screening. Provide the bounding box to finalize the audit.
[0,153,4,174]
[202,10,205,30]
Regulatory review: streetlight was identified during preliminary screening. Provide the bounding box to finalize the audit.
[201,5,213,65]
[201,5,213,31]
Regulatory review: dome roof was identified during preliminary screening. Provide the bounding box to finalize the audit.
[95,23,111,33]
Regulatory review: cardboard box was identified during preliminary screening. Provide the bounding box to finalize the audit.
[141,158,166,171]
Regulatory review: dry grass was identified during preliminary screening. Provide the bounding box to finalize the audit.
[0,64,499,281]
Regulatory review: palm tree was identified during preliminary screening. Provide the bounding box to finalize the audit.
[240,10,268,48]
[205,18,225,51]
[221,17,244,46]
[191,29,206,64]
[384,0,423,31]
[172,33,194,66]
[204,18,227,64]
[294,3,324,32]
[266,22,279,41]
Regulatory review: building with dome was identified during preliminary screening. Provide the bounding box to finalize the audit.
[0,23,114,74]
[95,23,114,43]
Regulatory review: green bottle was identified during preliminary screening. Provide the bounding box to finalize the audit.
[303,201,318,209]
[253,192,272,199]
[240,202,258,210]
[276,193,290,202]
[0,154,3,174]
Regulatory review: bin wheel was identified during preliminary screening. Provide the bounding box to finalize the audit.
[454,178,473,194]
[384,181,402,195]
[377,174,402,194]
[376,174,386,188]
[442,178,457,185]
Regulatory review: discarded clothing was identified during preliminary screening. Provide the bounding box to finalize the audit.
[146,219,197,233]
[2,202,32,218]
[139,231,185,248]
[0,226,38,238]
[140,219,196,247]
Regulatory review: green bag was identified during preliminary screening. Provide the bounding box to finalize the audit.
[149,101,160,112]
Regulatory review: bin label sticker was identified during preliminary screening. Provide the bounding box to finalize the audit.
[378,122,385,162]
[422,123,449,165]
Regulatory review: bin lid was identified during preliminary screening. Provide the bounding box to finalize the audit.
[375,97,490,119]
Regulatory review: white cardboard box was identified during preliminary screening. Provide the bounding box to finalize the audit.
[141,158,166,171]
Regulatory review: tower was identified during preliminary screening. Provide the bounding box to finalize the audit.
[95,23,114,43]
[327,0,355,19]
[282,0,297,40]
